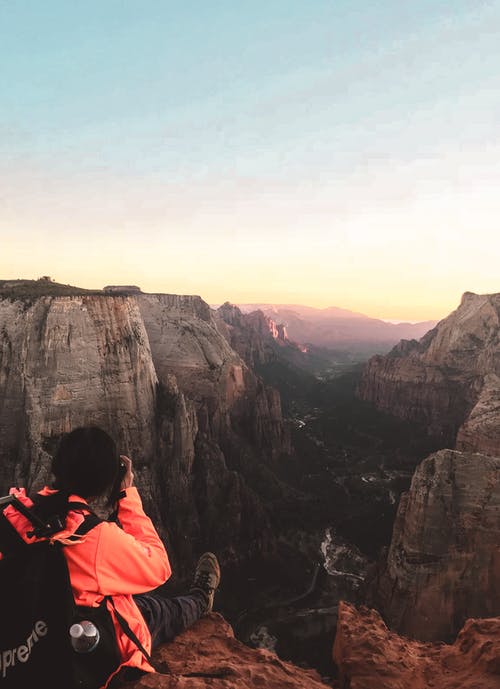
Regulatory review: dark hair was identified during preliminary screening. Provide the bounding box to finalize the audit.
[51,426,120,500]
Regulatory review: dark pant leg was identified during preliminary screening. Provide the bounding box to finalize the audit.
[134,591,208,648]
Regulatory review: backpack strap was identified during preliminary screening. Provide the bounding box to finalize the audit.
[63,507,152,663]
[67,501,99,516]
[66,504,103,541]
[0,496,102,546]
[0,493,59,542]
[106,596,153,664]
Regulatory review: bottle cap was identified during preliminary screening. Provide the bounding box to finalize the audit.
[70,623,84,639]
[81,621,98,637]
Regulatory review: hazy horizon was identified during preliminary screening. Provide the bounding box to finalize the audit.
[0,274,461,323]
[2,1,499,321]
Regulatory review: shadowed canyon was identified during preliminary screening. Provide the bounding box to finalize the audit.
[0,279,499,688]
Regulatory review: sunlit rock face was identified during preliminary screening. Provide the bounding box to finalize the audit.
[371,449,500,642]
[215,302,295,370]
[0,293,290,576]
[359,292,500,454]
[333,602,500,689]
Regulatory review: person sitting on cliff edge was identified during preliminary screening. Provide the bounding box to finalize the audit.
[3,426,221,687]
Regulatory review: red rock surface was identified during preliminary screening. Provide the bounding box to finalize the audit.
[333,602,500,689]
[126,614,334,689]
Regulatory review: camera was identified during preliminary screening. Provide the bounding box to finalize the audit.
[108,459,127,506]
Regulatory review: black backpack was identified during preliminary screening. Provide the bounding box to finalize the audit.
[0,494,151,689]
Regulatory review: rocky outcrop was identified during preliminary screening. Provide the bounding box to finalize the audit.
[333,601,500,689]
[371,449,500,641]
[359,292,500,452]
[126,614,333,689]
[0,292,290,578]
[123,605,500,689]
[104,285,142,294]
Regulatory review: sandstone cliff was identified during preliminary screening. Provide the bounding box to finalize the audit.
[371,449,500,641]
[137,294,288,461]
[136,293,290,573]
[358,292,500,454]
[333,601,500,689]
[0,296,157,493]
[0,292,290,577]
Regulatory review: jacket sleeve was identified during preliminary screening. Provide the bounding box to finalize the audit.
[93,487,172,595]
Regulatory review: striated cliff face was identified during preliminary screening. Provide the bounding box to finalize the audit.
[333,602,500,689]
[137,294,290,572]
[359,292,500,453]
[371,449,500,641]
[456,373,500,456]
[0,292,290,577]
[138,295,288,458]
[0,296,157,492]
[359,293,500,651]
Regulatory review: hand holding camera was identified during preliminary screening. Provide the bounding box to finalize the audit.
[108,455,134,506]
[119,455,134,490]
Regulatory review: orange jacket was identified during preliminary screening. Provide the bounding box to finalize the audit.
[2,486,171,687]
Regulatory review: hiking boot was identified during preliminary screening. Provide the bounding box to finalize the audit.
[190,552,220,613]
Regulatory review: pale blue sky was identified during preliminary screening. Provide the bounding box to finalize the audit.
[1,1,499,319]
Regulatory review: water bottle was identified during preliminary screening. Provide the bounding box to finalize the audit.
[70,620,100,653]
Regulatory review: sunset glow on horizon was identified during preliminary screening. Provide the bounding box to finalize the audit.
[2,1,499,322]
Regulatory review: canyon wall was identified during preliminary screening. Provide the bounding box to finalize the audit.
[138,295,289,460]
[371,449,500,641]
[136,293,290,573]
[215,302,295,369]
[0,293,290,577]
[359,292,500,453]
[0,296,157,492]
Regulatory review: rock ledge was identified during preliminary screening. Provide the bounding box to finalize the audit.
[127,614,334,688]
[333,602,500,689]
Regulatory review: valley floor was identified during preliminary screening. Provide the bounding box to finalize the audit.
[217,363,441,676]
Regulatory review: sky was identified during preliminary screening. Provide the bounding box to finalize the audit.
[1,0,499,321]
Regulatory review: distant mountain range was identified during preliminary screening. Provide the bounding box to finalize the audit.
[1,280,436,353]
[235,303,437,351]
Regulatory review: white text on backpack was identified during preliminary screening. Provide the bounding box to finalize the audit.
[0,620,48,678]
